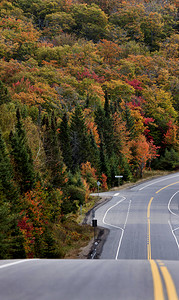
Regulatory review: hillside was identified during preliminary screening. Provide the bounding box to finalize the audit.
[0,0,178,259]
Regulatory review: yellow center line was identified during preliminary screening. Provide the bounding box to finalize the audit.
[156,181,179,194]
[147,219,151,260]
[147,182,179,300]
[147,197,153,260]
[149,260,165,300]
[160,265,179,300]
[147,197,153,218]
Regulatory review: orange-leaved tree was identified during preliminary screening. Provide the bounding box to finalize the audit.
[130,134,150,177]
[81,161,98,192]
[18,182,52,258]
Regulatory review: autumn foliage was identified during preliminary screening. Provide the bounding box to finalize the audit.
[0,0,178,258]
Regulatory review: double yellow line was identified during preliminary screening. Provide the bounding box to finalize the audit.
[150,259,178,300]
[147,182,179,300]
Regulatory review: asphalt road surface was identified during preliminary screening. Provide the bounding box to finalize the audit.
[95,172,179,260]
[0,173,179,300]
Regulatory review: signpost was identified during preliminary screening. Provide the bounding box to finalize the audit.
[97,181,101,196]
[115,175,123,186]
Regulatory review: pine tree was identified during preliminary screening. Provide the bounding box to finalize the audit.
[70,106,92,171]
[43,112,67,187]
[0,132,25,258]
[95,105,115,158]
[89,130,101,172]
[119,154,132,182]
[109,154,120,186]
[0,195,14,259]
[104,90,110,118]
[10,109,35,194]
[59,113,72,170]
[0,130,18,202]
[99,140,110,180]
[123,105,136,139]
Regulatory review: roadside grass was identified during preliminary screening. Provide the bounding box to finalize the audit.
[54,215,94,259]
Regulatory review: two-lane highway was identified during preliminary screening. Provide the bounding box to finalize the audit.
[94,172,179,300]
[0,173,179,300]
[95,173,179,260]
[1,258,178,300]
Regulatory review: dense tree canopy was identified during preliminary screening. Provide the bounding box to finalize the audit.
[0,0,178,258]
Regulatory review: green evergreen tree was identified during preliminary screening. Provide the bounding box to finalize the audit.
[0,130,18,202]
[95,105,115,158]
[89,130,101,172]
[109,154,120,186]
[119,154,132,182]
[123,105,136,139]
[0,197,13,259]
[70,106,91,171]
[43,112,67,188]
[104,90,110,118]
[154,148,179,170]
[99,140,110,180]
[59,113,72,170]
[0,133,25,258]
[9,109,35,193]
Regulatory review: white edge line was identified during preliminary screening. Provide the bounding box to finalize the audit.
[168,191,179,217]
[139,174,179,191]
[124,200,132,229]
[168,220,179,249]
[102,197,126,260]
[102,196,132,260]
[102,196,126,231]
[173,227,179,232]
[115,200,132,260]
[0,259,39,269]
[115,230,124,260]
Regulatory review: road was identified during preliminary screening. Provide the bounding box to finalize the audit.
[95,172,179,260]
[0,173,179,300]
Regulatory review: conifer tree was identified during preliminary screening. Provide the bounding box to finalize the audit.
[123,105,136,139]
[70,106,91,171]
[0,135,14,258]
[0,130,18,202]
[104,90,110,118]
[0,196,13,259]
[95,105,115,158]
[89,130,101,172]
[99,140,110,180]
[109,154,120,186]
[119,154,132,182]
[0,132,25,258]
[43,112,67,187]
[59,113,72,170]
[10,109,35,194]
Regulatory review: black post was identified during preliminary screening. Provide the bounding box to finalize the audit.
[92,219,97,242]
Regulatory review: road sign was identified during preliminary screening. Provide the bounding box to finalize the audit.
[115,175,123,186]
[97,181,101,186]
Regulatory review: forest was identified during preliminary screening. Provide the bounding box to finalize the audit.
[0,0,178,259]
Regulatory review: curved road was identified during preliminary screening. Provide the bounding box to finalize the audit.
[0,173,179,300]
[95,172,179,260]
